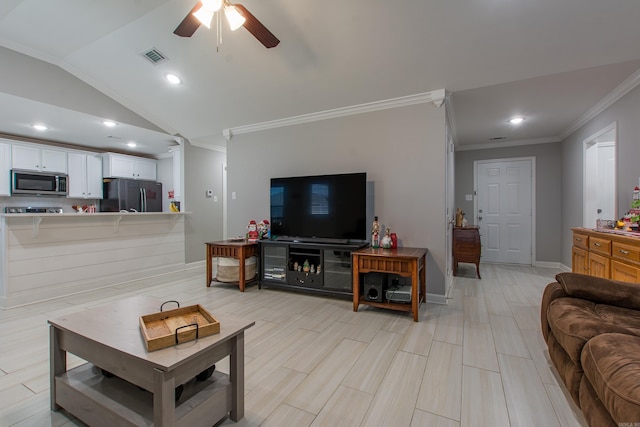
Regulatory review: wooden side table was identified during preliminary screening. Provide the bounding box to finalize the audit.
[452,226,481,279]
[206,240,259,292]
[352,247,427,322]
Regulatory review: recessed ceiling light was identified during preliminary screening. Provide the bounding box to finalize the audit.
[103,120,117,127]
[509,116,524,125]
[127,142,137,148]
[165,73,182,85]
[32,124,48,131]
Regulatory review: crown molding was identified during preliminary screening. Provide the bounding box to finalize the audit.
[561,67,640,140]
[456,136,561,151]
[189,139,227,153]
[225,89,446,137]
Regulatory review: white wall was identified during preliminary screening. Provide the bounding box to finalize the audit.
[226,102,449,298]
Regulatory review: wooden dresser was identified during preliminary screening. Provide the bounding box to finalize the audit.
[572,227,640,282]
[453,226,481,278]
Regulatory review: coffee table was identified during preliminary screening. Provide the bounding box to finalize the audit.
[49,295,254,427]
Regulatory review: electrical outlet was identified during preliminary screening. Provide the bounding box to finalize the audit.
[213,196,218,202]
[465,194,473,201]
[232,192,236,200]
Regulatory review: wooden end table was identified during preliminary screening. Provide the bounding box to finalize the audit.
[49,296,254,427]
[206,240,259,292]
[352,247,427,322]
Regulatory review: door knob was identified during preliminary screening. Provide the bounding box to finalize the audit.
[478,216,483,221]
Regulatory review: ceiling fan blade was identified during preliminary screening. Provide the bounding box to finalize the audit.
[174,2,203,37]
[234,4,280,48]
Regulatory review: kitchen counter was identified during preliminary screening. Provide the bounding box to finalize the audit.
[0,212,189,308]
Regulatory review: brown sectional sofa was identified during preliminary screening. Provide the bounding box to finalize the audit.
[541,272,640,426]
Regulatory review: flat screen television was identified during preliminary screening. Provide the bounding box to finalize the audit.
[270,172,367,244]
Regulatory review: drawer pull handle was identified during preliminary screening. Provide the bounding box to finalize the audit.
[619,249,630,255]
[594,242,601,247]
[575,238,582,242]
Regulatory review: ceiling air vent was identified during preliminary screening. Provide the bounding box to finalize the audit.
[489,136,507,141]
[141,48,168,65]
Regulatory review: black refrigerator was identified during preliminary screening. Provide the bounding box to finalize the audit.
[100,178,163,212]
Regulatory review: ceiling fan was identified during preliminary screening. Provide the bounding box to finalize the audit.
[173,0,280,49]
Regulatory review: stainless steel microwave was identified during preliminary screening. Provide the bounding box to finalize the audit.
[11,170,68,196]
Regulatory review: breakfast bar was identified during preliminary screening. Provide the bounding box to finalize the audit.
[0,211,187,308]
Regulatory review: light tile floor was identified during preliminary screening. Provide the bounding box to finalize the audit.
[0,263,587,426]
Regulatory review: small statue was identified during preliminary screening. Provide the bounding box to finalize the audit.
[293,261,299,271]
[372,216,380,248]
[303,259,310,272]
[316,265,322,275]
[455,208,465,227]
[310,264,316,274]
[381,227,392,249]
[258,219,271,239]
[247,220,259,242]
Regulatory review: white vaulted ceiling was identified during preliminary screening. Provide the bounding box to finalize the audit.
[0,0,639,155]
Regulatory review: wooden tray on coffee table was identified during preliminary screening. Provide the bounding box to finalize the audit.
[139,301,220,352]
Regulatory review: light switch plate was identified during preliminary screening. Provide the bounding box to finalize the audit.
[465,194,473,201]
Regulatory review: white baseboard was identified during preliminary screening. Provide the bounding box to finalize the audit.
[426,293,447,305]
[534,261,564,269]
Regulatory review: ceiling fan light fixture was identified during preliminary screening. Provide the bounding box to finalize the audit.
[509,116,524,125]
[201,0,223,12]
[224,4,246,31]
[193,7,214,28]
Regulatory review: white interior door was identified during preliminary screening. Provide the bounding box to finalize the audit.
[475,159,533,265]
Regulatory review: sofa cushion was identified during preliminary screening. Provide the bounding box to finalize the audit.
[546,331,583,406]
[581,333,640,424]
[556,272,640,310]
[579,376,617,427]
[547,298,638,365]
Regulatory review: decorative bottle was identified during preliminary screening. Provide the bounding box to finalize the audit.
[372,216,380,248]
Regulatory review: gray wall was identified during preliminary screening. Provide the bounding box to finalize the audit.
[184,141,225,263]
[455,142,563,263]
[226,103,449,297]
[561,84,640,267]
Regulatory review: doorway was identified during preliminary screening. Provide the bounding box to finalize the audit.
[474,157,534,265]
[583,123,617,228]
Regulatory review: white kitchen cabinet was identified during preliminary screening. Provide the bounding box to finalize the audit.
[102,153,157,180]
[12,144,67,173]
[0,142,11,195]
[68,152,103,199]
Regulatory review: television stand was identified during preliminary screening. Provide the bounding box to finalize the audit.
[260,240,367,297]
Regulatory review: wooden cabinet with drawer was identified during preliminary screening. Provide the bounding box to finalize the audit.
[572,246,589,275]
[572,228,640,283]
[588,252,610,278]
[612,241,640,264]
